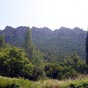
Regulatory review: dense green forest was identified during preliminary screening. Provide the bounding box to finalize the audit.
[0,27,88,88]
[0,26,86,61]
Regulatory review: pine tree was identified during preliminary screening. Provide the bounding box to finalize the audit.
[86,31,88,64]
[23,27,43,65]
[24,27,34,59]
[0,35,5,48]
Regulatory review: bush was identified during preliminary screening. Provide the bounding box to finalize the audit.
[0,47,29,77]
[57,66,78,80]
[45,63,78,80]
[22,63,44,81]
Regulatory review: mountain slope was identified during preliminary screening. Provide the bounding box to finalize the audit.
[0,26,87,60]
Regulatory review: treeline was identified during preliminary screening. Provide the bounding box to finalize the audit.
[0,27,88,81]
[0,26,86,60]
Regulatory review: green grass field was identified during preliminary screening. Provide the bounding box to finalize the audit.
[0,76,88,88]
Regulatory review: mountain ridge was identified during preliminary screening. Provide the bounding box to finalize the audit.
[0,26,86,60]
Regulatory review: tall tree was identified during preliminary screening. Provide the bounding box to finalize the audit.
[23,27,33,59]
[24,27,43,65]
[86,31,88,64]
[0,35,5,48]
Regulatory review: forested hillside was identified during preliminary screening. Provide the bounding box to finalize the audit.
[0,26,86,60]
[0,27,88,88]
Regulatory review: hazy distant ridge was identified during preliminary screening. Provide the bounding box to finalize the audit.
[0,26,86,60]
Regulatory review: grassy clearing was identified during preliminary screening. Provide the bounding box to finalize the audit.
[31,75,88,88]
[0,76,88,88]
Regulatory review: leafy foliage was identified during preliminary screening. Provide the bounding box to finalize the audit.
[0,26,88,82]
[0,26,86,61]
[0,35,5,48]
[86,31,88,64]
[63,54,85,72]
[23,27,33,59]
[45,62,78,80]
[23,27,44,65]
[0,47,29,77]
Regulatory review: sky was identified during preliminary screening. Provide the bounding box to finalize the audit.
[0,0,88,30]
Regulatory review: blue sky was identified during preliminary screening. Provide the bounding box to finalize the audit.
[0,0,88,30]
